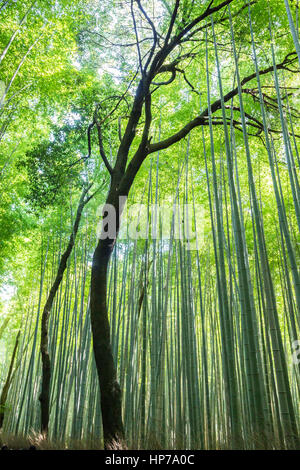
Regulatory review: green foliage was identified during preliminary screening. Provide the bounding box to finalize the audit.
[0,0,299,449]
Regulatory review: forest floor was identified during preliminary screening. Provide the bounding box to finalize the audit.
[0,431,295,450]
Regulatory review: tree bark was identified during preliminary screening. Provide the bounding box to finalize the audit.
[91,240,124,447]
[90,184,126,448]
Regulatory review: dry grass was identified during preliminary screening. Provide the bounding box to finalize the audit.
[0,431,127,450]
[0,431,96,450]
[0,430,298,450]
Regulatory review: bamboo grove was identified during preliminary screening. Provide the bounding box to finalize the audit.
[0,0,299,450]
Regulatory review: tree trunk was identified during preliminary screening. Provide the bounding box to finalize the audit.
[91,241,124,447]
[90,185,125,448]
[0,330,20,429]
[40,314,51,433]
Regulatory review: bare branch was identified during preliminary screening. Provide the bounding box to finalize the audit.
[96,124,113,175]
[136,0,158,71]
[152,68,176,86]
[173,0,234,44]
[131,0,144,77]
[80,29,154,48]
[68,121,95,168]
[164,0,180,45]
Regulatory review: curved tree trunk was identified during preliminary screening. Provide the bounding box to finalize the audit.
[91,239,124,447]
[90,185,126,448]
[39,184,94,434]
[0,330,20,428]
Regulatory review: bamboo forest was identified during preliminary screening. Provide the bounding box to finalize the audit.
[0,0,299,453]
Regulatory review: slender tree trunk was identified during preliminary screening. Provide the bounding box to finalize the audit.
[39,184,93,434]
[0,330,20,428]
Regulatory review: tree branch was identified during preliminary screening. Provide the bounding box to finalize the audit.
[131,0,144,77]
[173,0,234,44]
[96,123,113,175]
[164,0,180,45]
[181,1,257,42]
[148,52,299,154]
[113,0,239,177]
[136,0,158,72]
